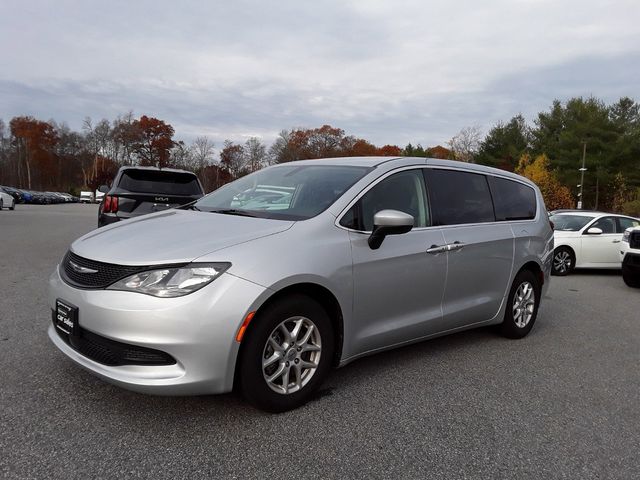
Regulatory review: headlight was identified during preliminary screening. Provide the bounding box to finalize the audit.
[107,263,231,297]
[622,230,630,243]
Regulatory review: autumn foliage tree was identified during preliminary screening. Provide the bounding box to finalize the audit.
[132,115,175,167]
[270,125,404,163]
[9,116,58,189]
[516,154,573,210]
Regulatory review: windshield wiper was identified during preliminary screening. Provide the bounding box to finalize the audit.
[209,208,262,218]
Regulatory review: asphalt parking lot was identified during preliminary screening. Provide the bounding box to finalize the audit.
[1,204,639,479]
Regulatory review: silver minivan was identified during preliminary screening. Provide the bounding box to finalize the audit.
[49,157,553,411]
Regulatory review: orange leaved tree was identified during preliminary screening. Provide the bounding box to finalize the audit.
[516,154,574,210]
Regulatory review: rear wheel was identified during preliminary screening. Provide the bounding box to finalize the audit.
[499,270,541,339]
[552,247,575,276]
[0,199,3,210]
[238,294,334,412]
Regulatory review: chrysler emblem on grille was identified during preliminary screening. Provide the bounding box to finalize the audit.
[69,260,98,274]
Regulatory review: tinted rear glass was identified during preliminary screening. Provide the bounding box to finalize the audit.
[489,176,537,221]
[426,169,495,225]
[118,170,202,196]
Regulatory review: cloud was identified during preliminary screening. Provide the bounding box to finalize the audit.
[1,0,639,147]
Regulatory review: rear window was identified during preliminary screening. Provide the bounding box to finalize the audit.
[549,214,595,231]
[488,176,537,221]
[425,169,495,225]
[117,170,203,196]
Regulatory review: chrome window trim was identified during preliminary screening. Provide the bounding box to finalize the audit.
[334,165,539,233]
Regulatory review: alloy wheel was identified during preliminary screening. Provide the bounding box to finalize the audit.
[262,316,322,395]
[512,281,536,328]
[554,250,572,274]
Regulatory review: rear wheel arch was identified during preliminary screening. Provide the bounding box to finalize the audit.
[517,260,544,287]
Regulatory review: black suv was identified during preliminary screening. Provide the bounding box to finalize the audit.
[98,166,204,227]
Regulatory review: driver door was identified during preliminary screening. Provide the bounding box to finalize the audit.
[340,169,448,357]
[581,216,622,265]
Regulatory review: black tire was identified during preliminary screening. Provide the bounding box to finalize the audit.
[9,200,15,210]
[238,294,335,412]
[499,270,541,339]
[622,265,640,288]
[0,199,3,210]
[552,246,575,276]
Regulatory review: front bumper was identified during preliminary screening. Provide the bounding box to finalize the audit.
[48,266,268,395]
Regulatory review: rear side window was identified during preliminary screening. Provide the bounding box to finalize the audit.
[617,217,640,233]
[488,176,537,221]
[118,170,203,196]
[425,169,495,226]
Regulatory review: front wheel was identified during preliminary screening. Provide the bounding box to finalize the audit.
[552,247,575,276]
[9,200,15,210]
[499,270,541,339]
[622,265,640,288]
[238,294,334,412]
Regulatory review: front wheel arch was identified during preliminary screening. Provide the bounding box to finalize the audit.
[234,282,344,387]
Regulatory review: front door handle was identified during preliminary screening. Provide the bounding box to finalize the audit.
[612,240,621,243]
[427,245,447,254]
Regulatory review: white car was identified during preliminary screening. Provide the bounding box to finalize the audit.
[620,226,640,287]
[79,191,93,203]
[549,210,640,275]
[0,187,16,211]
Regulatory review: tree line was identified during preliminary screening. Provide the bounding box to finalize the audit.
[1,96,639,213]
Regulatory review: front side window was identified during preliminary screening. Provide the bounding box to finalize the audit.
[196,165,371,220]
[425,169,495,226]
[340,169,429,231]
[589,216,616,234]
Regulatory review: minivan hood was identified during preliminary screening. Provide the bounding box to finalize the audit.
[70,210,294,265]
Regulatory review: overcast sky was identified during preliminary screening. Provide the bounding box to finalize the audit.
[1,0,639,148]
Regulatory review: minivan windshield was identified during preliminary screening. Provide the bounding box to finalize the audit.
[195,164,372,220]
[549,214,595,231]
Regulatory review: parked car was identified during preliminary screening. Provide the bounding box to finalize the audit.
[49,157,553,412]
[1,186,24,204]
[620,227,640,287]
[97,166,204,227]
[0,187,16,210]
[79,191,93,204]
[18,189,33,203]
[549,210,640,275]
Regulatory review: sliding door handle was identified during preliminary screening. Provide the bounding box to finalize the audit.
[448,241,465,251]
[426,245,447,254]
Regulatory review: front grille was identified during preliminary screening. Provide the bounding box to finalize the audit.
[53,312,176,366]
[60,251,185,289]
[630,231,640,250]
[61,251,148,288]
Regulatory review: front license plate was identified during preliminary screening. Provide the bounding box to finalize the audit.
[55,299,78,336]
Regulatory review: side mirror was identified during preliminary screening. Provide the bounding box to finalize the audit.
[368,209,414,249]
[98,185,109,193]
[586,227,603,235]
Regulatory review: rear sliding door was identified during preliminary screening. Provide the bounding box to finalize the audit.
[424,169,514,329]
